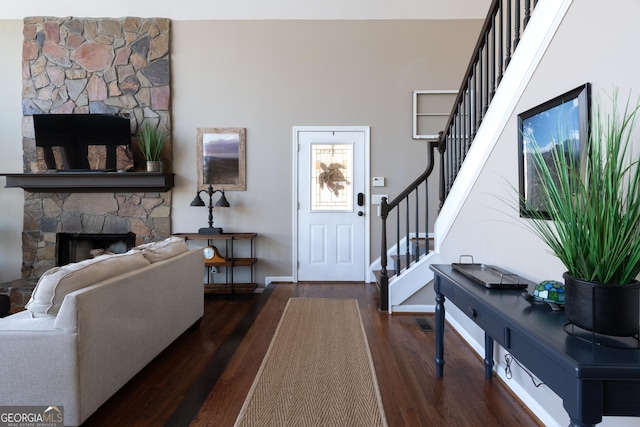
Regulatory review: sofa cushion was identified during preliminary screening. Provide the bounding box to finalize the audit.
[134,236,189,263]
[0,310,56,330]
[25,251,150,317]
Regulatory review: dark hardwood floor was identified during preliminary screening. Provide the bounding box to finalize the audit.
[82,283,541,427]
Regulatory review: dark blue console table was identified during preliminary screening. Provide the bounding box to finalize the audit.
[431,264,640,427]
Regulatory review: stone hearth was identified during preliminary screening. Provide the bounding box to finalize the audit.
[0,278,38,314]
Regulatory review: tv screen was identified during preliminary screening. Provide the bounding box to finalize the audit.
[33,114,132,171]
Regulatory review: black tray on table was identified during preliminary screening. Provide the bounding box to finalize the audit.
[451,256,528,290]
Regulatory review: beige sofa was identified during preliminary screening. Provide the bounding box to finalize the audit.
[0,236,204,426]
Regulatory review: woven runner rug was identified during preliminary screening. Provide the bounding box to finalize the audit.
[234,298,387,427]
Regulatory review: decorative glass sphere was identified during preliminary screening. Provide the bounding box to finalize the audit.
[532,280,565,305]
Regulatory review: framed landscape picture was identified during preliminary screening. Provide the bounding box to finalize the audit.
[196,127,246,191]
[517,83,590,219]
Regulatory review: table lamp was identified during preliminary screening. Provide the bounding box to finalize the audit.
[190,184,230,234]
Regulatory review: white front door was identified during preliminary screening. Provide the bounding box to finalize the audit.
[294,127,370,282]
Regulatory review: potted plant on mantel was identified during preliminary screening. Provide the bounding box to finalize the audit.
[138,121,167,172]
[524,90,640,337]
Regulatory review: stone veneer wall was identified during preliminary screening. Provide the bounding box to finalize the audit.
[20,17,172,278]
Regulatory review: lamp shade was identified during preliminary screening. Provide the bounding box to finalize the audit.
[190,193,205,206]
[215,191,230,207]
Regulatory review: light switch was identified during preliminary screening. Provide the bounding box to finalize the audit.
[371,194,388,205]
[372,177,385,187]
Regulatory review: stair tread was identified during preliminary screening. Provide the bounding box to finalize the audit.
[409,237,435,250]
[390,251,429,270]
[372,269,396,282]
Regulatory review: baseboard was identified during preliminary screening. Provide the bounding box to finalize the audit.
[390,304,435,314]
[264,276,294,287]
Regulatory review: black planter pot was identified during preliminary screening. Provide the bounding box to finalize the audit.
[564,272,640,337]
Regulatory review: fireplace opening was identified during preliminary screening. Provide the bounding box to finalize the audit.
[56,232,136,266]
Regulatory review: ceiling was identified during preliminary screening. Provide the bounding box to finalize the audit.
[3,0,492,20]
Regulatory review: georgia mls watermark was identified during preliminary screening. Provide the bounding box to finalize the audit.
[0,406,63,427]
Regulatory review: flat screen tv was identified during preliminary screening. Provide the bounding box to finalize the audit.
[517,83,591,219]
[33,114,132,171]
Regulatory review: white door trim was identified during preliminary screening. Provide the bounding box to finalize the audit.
[292,126,371,282]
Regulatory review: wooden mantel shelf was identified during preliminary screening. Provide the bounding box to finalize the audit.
[2,172,174,193]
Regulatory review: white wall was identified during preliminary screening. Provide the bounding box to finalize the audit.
[439,1,640,425]
[169,20,481,282]
[0,17,482,283]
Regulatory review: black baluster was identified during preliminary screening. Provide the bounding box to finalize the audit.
[395,207,400,276]
[498,0,504,83]
[490,19,496,100]
[514,0,521,48]
[483,37,489,115]
[505,0,512,66]
[414,189,419,262]
[405,195,410,271]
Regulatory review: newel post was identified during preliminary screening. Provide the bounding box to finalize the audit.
[379,197,390,311]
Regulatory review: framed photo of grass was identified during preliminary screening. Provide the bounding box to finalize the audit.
[196,127,246,191]
[517,83,590,219]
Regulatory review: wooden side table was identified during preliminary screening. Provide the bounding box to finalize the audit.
[174,233,257,295]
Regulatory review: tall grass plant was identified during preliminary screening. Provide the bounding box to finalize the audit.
[526,91,640,285]
[138,121,166,162]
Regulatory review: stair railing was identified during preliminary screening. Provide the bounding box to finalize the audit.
[378,0,538,311]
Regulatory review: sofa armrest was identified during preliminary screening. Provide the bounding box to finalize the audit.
[0,329,79,420]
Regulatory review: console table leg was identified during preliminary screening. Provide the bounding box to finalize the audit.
[569,419,596,427]
[484,333,494,379]
[435,290,445,377]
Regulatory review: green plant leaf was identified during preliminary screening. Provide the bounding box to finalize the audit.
[138,121,167,162]
[516,89,640,285]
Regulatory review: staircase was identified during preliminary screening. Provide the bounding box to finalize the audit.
[373,0,546,312]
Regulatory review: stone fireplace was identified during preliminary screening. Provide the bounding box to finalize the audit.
[22,191,172,277]
[20,16,173,278]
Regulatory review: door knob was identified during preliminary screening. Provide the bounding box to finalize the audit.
[358,211,364,216]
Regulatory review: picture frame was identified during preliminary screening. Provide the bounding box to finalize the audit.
[196,127,246,191]
[517,83,590,219]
